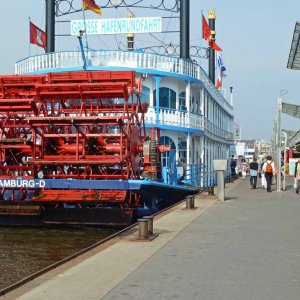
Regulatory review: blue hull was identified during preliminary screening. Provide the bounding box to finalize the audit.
[0,179,198,227]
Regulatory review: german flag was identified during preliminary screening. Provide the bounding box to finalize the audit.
[83,0,102,16]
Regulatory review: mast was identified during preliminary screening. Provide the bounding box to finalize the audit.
[180,0,190,60]
[208,10,216,83]
[127,11,135,51]
[45,0,55,53]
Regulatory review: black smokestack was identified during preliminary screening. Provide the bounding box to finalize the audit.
[45,0,55,53]
[180,0,190,59]
[208,10,216,84]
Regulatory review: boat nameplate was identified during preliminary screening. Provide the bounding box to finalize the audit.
[71,17,162,35]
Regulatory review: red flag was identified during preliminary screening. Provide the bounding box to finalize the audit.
[216,77,222,90]
[209,39,222,52]
[83,0,102,16]
[202,14,223,51]
[202,15,211,41]
[30,22,46,49]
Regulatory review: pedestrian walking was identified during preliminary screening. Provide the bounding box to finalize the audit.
[259,158,267,188]
[249,157,259,189]
[241,159,247,179]
[262,156,275,192]
[230,155,237,178]
[294,158,300,193]
[281,160,285,178]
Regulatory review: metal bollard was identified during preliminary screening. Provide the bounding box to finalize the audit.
[143,216,154,235]
[185,195,194,209]
[138,218,149,240]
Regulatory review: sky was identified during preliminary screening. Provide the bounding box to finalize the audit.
[0,0,300,140]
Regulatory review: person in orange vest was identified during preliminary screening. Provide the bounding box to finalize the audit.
[262,156,275,192]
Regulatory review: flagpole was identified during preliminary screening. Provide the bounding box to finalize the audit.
[28,17,31,57]
[82,8,89,62]
[217,52,220,90]
[200,10,203,69]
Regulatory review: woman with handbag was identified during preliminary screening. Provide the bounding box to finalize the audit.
[260,158,267,189]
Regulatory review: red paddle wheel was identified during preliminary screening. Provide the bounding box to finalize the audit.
[0,71,163,224]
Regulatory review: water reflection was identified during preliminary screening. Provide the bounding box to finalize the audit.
[0,227,115,290]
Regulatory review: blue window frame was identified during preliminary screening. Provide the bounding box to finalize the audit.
[153,87,176,109]
[160,136,176,167]
[178,137,187,163]
[179,92,187,111]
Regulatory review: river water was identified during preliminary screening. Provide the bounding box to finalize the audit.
[0,227,115,290]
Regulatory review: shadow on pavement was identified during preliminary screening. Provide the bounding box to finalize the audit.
[224,196,238,201]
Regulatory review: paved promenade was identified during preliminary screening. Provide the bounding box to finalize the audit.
[4,177,300,300]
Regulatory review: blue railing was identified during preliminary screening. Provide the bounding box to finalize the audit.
[162,162,231,191]
[182,164,202,187]
[209,171,217,187]
[162,163,202,188]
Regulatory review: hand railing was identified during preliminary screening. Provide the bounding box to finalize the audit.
[144,107,203,131]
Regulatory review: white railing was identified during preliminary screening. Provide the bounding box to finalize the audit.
[15,50,233,115]
[203,118,234,142]
[144,107,233,142]
[145,107,203,131]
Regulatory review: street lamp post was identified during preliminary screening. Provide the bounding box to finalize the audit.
[272,118,277,157]
[276,98,282,191]
[276,90,288,192]
[282,131,288,191]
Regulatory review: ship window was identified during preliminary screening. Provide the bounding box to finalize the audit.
[153,87,176,109]
[160,136,176,167]
[178,137,187,163]
[141,86,150,104]
[179,92,187,111]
